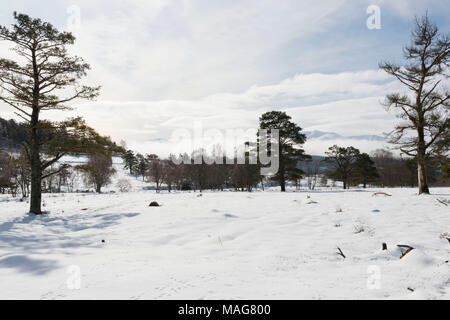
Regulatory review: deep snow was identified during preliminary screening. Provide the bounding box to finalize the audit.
[0,157,449,299]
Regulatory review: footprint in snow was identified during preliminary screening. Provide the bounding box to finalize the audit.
[224,213,238,218]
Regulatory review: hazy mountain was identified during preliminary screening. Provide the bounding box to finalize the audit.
[304,130,385,142]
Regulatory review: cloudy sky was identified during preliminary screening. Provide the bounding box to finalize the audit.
[0,0,449,156]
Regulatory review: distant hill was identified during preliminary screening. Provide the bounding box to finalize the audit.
[304,130,385,142]
[297,155,334,172]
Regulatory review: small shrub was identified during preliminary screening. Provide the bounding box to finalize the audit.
[353,223,375,236]
[353,224,365,234]
[116,179,132,192]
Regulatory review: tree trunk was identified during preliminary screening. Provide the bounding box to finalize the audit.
[29,48,43,214]
[343,180,347,190]
[417,126,430,195]
[29,132,42,214]
[417,158,429,194]
[279,138,286,192]
[280,164,286,192]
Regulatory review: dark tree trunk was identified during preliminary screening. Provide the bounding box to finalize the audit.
[29,119,42,214]
[417,127,430,195]
[280,180,286,192]
[417,158,429,194]
[280,161,286,192]
[29,47,43,214]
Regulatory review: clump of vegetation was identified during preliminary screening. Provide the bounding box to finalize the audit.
[353,222,375,236]
[439,232,450,243]
[116,179,132,192]
[353,224,365,234]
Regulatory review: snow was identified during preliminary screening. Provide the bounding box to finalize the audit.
[0,157,449,299]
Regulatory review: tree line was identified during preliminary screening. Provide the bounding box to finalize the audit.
[0,116,29,150]
[116,144,447,193]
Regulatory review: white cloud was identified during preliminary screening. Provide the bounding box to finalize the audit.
[62,0,348,101]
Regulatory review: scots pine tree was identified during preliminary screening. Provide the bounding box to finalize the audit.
[0,13,102,214]
[259,111,309,191]
[353,153,379,188]
[122,150,138,175]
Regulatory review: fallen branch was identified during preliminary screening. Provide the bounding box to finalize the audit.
[372,192,392,197]
[336,247,346,259]
[397,244,414,259]
[436,199,448,206]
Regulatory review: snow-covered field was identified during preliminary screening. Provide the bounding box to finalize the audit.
[0,158,449,299]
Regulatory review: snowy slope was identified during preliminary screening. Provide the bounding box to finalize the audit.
[0,158,449,299]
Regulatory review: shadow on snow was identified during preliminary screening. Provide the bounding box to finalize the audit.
[0,211,140,275]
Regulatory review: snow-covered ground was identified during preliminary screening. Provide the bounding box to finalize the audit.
[0,157,449,299]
